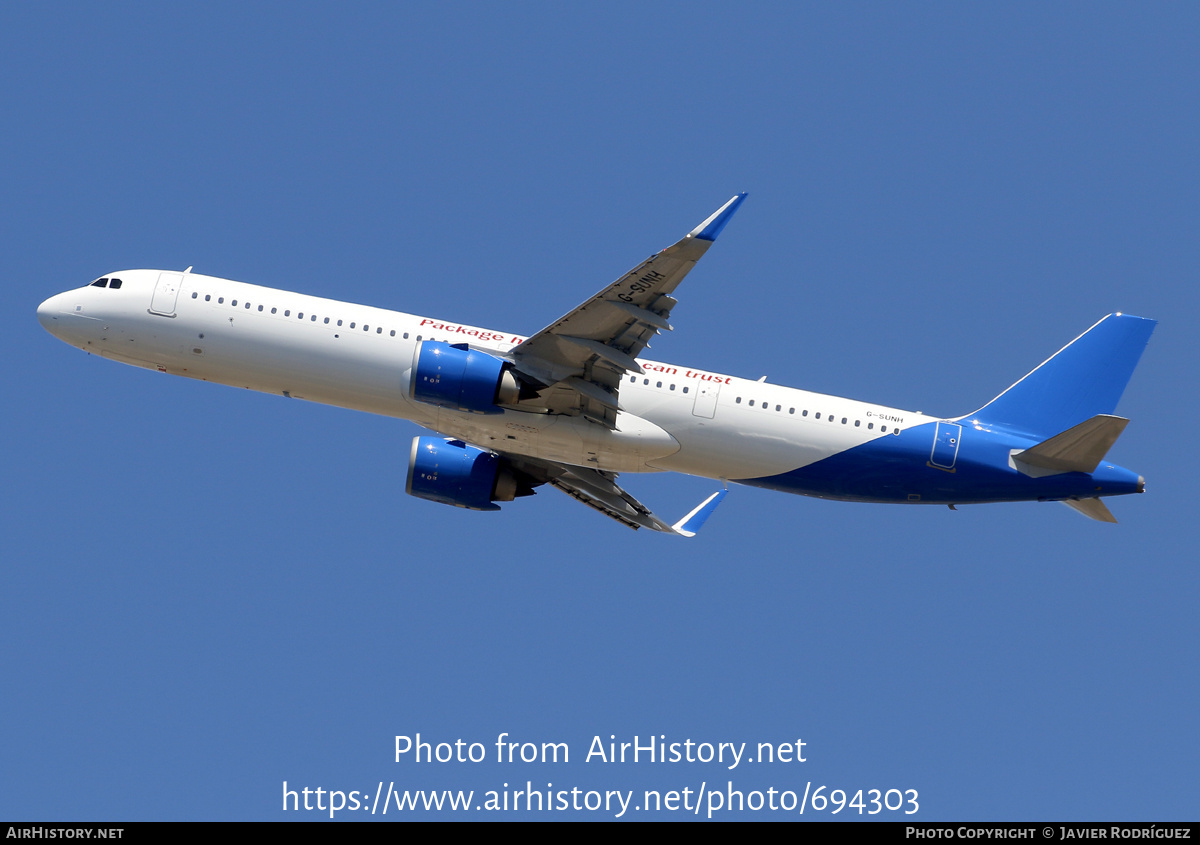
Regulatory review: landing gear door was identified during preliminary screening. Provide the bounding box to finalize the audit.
[692,381,720,419]
[150,272,183,317]
[929,422,962,471]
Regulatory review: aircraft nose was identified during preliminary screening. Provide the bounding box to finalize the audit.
[37,291,72,337]
[37,294,57,331]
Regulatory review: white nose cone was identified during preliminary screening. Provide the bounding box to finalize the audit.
[37,291,85,344]
[36,294,61,334]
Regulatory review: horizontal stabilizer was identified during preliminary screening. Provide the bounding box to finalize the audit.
[1012,414,1129,477]
[1062,497,1118,523]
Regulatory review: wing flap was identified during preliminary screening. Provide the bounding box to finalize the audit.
[511,194,746,415]
[503,454,725,535]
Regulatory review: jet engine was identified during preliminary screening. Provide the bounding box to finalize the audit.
[410,341,520,414]
[405,436,537,511]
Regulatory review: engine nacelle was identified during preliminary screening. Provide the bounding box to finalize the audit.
[405,436,535,511]
[410,341,520,414]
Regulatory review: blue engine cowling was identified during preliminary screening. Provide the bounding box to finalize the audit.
[405,436,534,511]
[410,341,520,414]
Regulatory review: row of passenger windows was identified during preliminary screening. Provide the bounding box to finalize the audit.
[191,290,896,433]
[733,396,897,432]
[733,395,897,432]
[629,376,691,394]
[192,291,415,339]
[90,277,123,289]
[628,375,897,433]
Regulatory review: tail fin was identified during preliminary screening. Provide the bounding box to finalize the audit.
[965,313,1156,438]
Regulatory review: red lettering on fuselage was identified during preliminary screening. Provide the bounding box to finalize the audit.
[418,318,515,345]
[684,369,732,385]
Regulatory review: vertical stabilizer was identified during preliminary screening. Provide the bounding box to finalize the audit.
[965,314,1155,438]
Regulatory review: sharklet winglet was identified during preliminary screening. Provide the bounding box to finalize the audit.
[671,489,728,537]
[688,193,747,242]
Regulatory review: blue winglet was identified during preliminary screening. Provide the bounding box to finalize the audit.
[689,193,748,242]
[671,489,728,537]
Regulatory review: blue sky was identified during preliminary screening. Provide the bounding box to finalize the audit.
[4,2,1197,821]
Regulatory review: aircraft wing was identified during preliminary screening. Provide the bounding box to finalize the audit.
[502,454,727,536]
[511,193,746,427]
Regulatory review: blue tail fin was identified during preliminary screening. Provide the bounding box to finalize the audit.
[964,314,1156,438]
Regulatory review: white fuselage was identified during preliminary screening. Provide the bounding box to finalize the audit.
[37,269,929,483]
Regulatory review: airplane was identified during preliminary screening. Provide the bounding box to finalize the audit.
[37,193,1155,534]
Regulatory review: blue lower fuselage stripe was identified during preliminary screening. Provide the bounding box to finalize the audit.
[737,422,1142,504]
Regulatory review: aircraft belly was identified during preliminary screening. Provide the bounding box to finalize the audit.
[433,409,679,473]
[651,407,883,480]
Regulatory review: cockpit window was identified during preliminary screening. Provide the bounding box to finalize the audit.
[91,278,109,287]
[89,277,122,289]
[108,278,122,289]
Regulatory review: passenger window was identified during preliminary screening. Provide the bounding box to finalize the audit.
[802,410,808,417]
[854,420,861,427]
[192,292,198,299]
[776,404,781,411]
[271,307,277,314]
[789,408,795,414]
[377,327,382,334]
[749,400,755,407]
[284,309,289,316]
[325,317,331,324]
[669,384,675,391]
[656,381,662,388]
[390,329,395,336]
[842,417,847,424]
[682,387,688,394]
[350,322,355,328]
[403,332,409,339]
[298,312,303,319]
[311,315,317,321]
[219,297,225,304]
[205,295,211,301]
[258,305,264,311]
[868,423,874,430]
[245,302,251,309]
[881,426,887,433]
[815,412,820,419]
[736,397,742,404]
[232,300,237,306]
